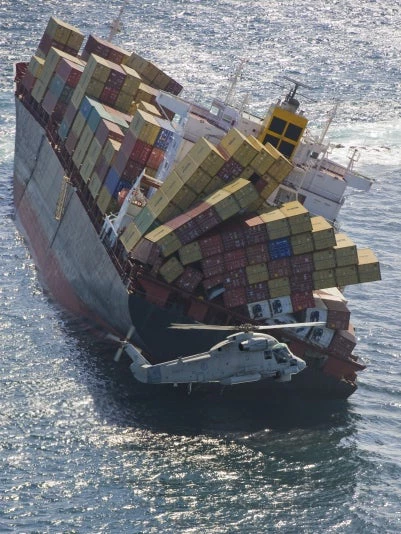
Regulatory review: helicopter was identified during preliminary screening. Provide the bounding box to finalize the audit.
[108,321,325,387]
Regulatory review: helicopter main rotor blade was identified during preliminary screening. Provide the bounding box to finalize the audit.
[169,323,238,331]
[169,321,326,331]
[255,321,326,330]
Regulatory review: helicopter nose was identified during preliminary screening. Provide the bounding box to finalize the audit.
[298,358,306,372]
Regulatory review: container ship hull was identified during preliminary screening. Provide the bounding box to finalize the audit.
[13,99,357,399]
[13,16,381,400]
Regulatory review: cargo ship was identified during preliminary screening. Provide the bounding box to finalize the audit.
[13,16,381,399]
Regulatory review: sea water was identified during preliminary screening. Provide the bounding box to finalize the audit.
[0,1,400,532]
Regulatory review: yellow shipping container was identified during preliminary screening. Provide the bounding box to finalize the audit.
[85,53,112,83]
[88,172,103,198]
[312,269,337,290]
[160,171,185,200]
[28,56,45,78]
[313,249,336,270]
[201,174,226,196]
[31,79,47,103]
[188,138,226,176]
[97,186,118,215]
[178,241,203,265]
[80,156,96,183]
[141,61,160,82]
[120,221,143,252]
[268,277,291,298]
[260,209,290,239]
[86,136,103,165]
[185,167,212,194]
[249,141,278,175]
[220,129,260,167]
[134,82,159,104]
[311,215,336,249]
[334,233,358,266]
[70,86,85,109]
[129,109,160,145]
[246,263,269,284]
[145,225,182,257]
[204,189,240,221]
[174,156,199,182]
[102,138,121,165]
[157,203,183,224]
[290,232,314,255]
[171,184,197,211]
[124,51,149,73]
[335,265,359,286]
[159,257,184,284]
[71,112,86,138]
[357,248,381,283]
[121,64,142,94]
[146,189,171,217]
[280,201,312,234]
[72,124,94,168]
[222,178,259,209]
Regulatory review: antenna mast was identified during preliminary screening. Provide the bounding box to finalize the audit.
[108,0,129,42]
[224,58,248,105]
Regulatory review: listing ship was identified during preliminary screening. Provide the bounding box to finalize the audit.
[13,16,381,399]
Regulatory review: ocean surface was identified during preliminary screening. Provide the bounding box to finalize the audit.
[1,0,401,532]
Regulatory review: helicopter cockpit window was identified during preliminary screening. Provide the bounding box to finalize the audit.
[264,350,272,360]
[272,344,291,363]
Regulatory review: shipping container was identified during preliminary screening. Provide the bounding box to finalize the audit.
[159,256,184,284]
[245,282,270,303]
[280,201,312,234]
[223,268,247,289]
[247,300,272,320]
[267,277,291,298]
[357,248,381,283]
[178,241,203,265]
[334,233,358,266]
[269,295,293,316]
[223,287,247,309]
[144,224,182,257]
[290,232,314,255]
[260,208,291,240]
[246,263,269,284]
[311,215,336,249]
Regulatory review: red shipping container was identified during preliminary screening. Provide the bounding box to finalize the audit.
[289,272,314,292]
[224,249,247,271]
[130,139,153,165]
[53,102,67,122]
[166,214,202,245]
[223,268,247,289]
[323,299,351,330]
[268,257,291,279]
[291,253,314,274]
[100,85,120,106]
[187,299,209,322]
[175,266,203,292]
[147,146,165,170]
[199,233,224,258]
[121,160,144,182]
[106,66,126,90]
[245,282,269,302]
[203,273,225,290]
[217,157,244,182]
[223,287,247,309]
[291,291,315,312]
[246,243,269,265]
[244,216,268,246]
[202,254,225,277]
[186,203,222,234]
[328,329,356,359]
[56,58,83,88]
[96,118,124,145]
[221,226,246,251]
[21,71,36,91]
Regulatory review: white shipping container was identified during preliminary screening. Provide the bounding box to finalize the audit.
[304,297,328,324]
[248,300,272,320]
[269,296,293,316]
[308,326,335,348]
